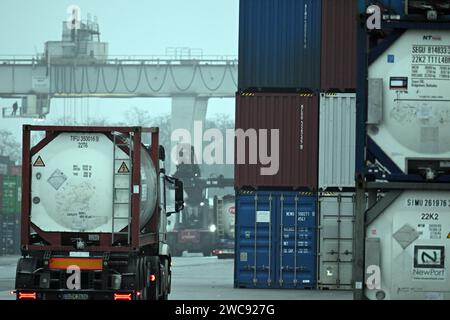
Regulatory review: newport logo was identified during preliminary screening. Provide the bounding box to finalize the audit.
[366,5,381,30]
[171,121,280,176]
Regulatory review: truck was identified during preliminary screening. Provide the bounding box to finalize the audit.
[15,125,184,300]
[167,201,216,257]
[212,195,235,259]
[167,148,233,257]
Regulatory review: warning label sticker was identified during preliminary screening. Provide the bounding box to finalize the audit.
[418,223,442,240]
[117,162,130,173]
[256,211,270,223]
[47,169,68,191]
[33,156,45,167]
[412,245,445,281]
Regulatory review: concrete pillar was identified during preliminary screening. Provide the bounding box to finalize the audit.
[170,96,209,174]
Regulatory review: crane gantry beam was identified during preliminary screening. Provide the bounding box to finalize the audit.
[0,58,238,98]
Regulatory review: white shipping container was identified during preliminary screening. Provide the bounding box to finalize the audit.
[319,93,356,190]
[30,132,157,233]
[318,192,356,290]
[368,30,450,177]
[365,190,450,300]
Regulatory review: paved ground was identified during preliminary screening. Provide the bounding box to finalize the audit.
[0,254,352,300]
[0,255,19,300]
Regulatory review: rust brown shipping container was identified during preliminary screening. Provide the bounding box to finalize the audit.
[9,165,22,176]
[321,0,358,92]
[235,93,318,191]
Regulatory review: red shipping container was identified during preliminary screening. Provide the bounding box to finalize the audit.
[235,93,318,190]
[9,165,22,176]
[321,0,357,91]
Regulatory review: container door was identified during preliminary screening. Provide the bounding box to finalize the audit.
[235,192,277,288]
[1,176,20,215]
[277,193,317,289]
[318,193,355,289]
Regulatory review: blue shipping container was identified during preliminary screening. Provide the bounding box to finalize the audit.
[238,0,322,90]
[235,191,317,289]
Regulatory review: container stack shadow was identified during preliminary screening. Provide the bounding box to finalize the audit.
[0,157,21,256]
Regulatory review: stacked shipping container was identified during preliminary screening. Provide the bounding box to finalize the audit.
[235,0,359,290]
[357,2,450,300]
[235,0,324,289]
[238,0,322,91]
[235,191,317,289]
[235,93,318,190]
[321,0,357,92]
[0,166,22,256]
[317,0,358,290]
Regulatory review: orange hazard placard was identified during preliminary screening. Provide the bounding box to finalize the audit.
[118,161,130,173]
[33,156,45,167]
[48,258,103,270]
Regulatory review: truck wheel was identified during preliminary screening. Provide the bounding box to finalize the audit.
[147,257,160,300]
[136,257,147,300]
[141,257,149,300]
[160,258,170,300]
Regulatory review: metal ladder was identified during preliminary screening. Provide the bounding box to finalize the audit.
[216,198,225,239]
[111,134,133,245]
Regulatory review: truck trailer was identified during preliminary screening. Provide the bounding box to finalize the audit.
[15,125,183,300]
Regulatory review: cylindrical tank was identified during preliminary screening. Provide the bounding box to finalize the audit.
[30,132,157,233]
[220,195,235,239]
[368,30,450,174]
[365,190,450,300]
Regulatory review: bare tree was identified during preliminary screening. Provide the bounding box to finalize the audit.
[124,106,154,127]
[123,107,172,149]
[51,116,109,126]
[205,113,234,131]
[0,130,21,163]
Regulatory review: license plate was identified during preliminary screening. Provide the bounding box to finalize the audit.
[62,293,89,300]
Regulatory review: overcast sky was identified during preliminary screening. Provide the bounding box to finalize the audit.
[0,0,238,138]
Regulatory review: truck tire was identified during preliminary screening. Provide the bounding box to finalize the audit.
[147,256,160,300]
[160,257,170,300]
[142,257,150,300]
[136,257,147,300]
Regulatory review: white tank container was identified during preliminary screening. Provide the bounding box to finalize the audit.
[368,30,450,174]
[365,190,450,300]
[220,195,235,239]
[30,132,157,233]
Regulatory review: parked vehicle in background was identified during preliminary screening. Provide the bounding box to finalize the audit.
[212,194,235,259]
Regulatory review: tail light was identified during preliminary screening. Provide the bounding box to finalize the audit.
[149,274,156,282]
[18,292,37,300]
[114,293,132,301]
